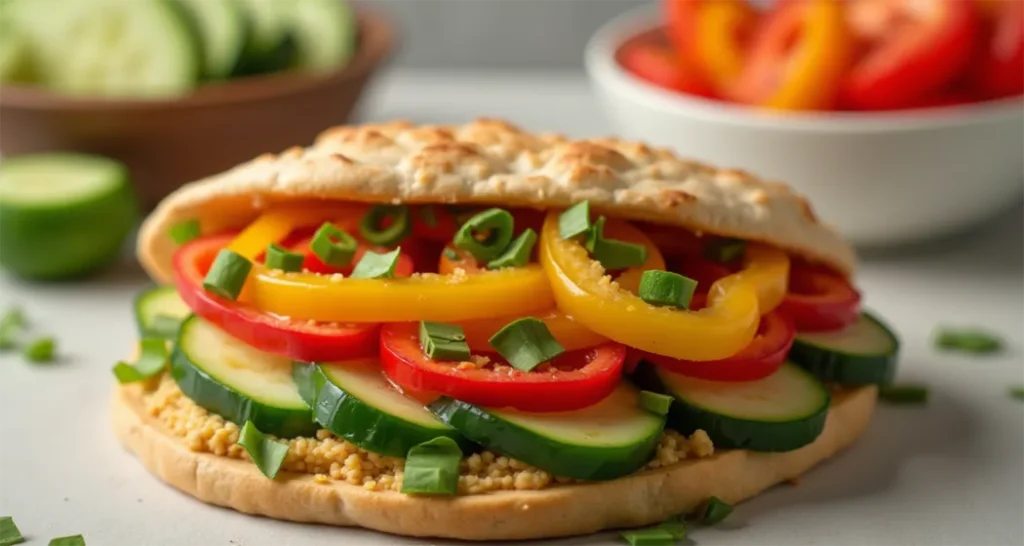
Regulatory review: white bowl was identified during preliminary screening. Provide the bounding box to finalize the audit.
[585,7,1024,246]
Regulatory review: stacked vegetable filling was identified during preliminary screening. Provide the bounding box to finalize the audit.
[120,201,899,495]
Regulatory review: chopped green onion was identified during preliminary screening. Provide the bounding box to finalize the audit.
[359,205,411,247]
[0,516,25,546]
[558,201,592,240]
[419,321,471,361]
[23,337,55,363]
[487,228,537,269]
[400,436,462,496]
[586,216,648,270]
[1008,385,1023,402]
[620,517,687,545]
[167,219,201,245]
[202,249,252,301]
[112,338,169,383]
[149,314,182,340]
[350,248,401,279]
[703,238,746,263]
[237,420,289,479]
[935,327,1003,354]
[638,270,697,309]
[640,390,673,416]
[265,243,305,272]
[443,248,460,262]
[47,536,85,546]
[879,384,929,405]
[488,317,565,372]
[0,307,26,351]
[697,496,733,525]
[453,208,515,263]
[419,205,438,227]
[310,223,358,267]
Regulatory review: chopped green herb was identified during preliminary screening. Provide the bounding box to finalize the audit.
[148,314,182,340]
[697,496,733,525]
[586,216,648,270]
[487,228,537,269]
[23,337,55,363]
[419,205,438,228]
[620,517,687,545]
[638,270,697,309]
[112,338,169,383]
[453,208,515,263]
[0,307,26,351]
[420,321,466,342]
[359,205,411,247]
[202,249,252,301]
[350,248,402,279]
[419,321,471,361]
[935,327,1003,354]
[237,421,289,479]
[309,222,358,267]
[704,238,746,263]
[443,248,460,262]
[265,243,305,272]
[640,390,673,416]
[879,384,929,405]
[47,535,85,546]
[1008,385,1023,402]
[167,219,201,245]
[401,437,462,496]
[558,201,592,240]
[0,516,25,546]
[488,318,565,372]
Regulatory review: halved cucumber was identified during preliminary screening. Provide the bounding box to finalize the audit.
[133,286,190,340]
[294,361,469,458]
[171,315,316,438]
[0,17,37,84]
[279,0,357,72]
[0,153,137,280]
[789,312,899,385]
[641,362,829,452]
[175,0,246,79]
[430,384,665,481]
[233,0,293,75]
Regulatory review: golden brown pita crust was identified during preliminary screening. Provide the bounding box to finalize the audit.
[112,383,877,541]
[137,119,856,283]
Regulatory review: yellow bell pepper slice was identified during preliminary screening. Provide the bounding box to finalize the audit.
[459,309,608,352]
[540,212,785,361]
[227,202,367,259]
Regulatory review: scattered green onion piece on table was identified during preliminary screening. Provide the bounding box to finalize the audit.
[697,496,734,525]
[620,517,687,545]
[443,248,460,262]
[640,390,673,416]
[112,338,169,383]
[350,248,401,279]
[419,205,438,227]
[419,321,471,361]
[202,249,251,301]
[586,216,648,270]
[0,516,24,546]
[23,336,55,363]
[488,317,565,372]
[934,327,1003,354]
[639,270,697,309]
[704,238,746,263]
[879,384,929,405]
[1008,386,1023,402]
[47,536,85,546]
[0,307,26,350]
[558,201,592,240]
[167,219,201,245]
[400,436,462,496]
[237,420,289,479]
[453,208,515,263]
[487,228,537,269]
[359,205,411,247]
[310,223,358,267]
[265,243,305,272]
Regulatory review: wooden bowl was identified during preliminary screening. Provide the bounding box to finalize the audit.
[0,8,396,209]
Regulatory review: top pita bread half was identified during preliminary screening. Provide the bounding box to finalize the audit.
[137,118,855,283]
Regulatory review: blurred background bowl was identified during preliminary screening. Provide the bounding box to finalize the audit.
[0,8,394,210]
[586,7,1024,247]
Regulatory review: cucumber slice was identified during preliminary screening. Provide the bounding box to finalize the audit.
[175,0,246,79]
[0,18,37,83]
[278,0,357,72]
[0,153,137,280]
[233,0,293,75]
[171,315,316,438]
[296,361,469,458]
[789,312,899,385]
[641,362,829,452]
[133,286,190,340]
[27,0,199,97]
[430,384,665,481]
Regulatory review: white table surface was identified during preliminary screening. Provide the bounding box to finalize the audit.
[1,70,1022,546]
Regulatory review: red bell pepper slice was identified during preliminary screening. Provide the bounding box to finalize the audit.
[643,308,794,381]
[842,0,979,110]
[969,0,1024,99]
[778,263,861,332]
[380,322,626,412]
[664,0,758,93]
[619,34,718,98]
[173,234,380,362]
